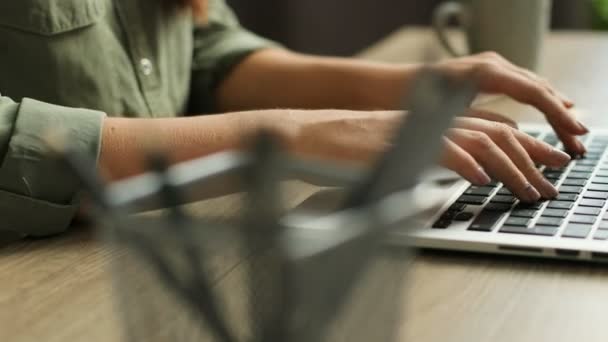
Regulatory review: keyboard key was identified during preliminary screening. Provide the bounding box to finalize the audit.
[516,202,544,210]
[432,204,467,228]
[567,172,592,180]
[574,206,602,216]
[547,201,574,210]
[504,216,531,227]
[457,195,488,205]
[541,209,569,218]
[589,144,608,150]
[592,176,608,184]
[571,165,595,173]
[448,203,467,212]
[555,193,578,202]
[468,210,507,232]
[561,178,587,187]
[596,170,608,177]
[432,219,451,229]
[510,209,538,218]
[545,166,567,172]
[454,212,475,221]
[576,159,599,166]
[484,203,512,212]
[491,195,517,204]
[582,191,608,200]
[562,224,592,239]
[464,186,495,196]
[486,180,501,187]
[536,217,564,227]
[558,186,584,194]
[584,154,602,161]
[497,187,512,195]
[569,215,596,225]
[591,135,608,142]
[594,230,608,240]
[579,199,606,208]
[542,171,563,179]
[587,184,608,192]
[433,210,456,228]
[543,135,559,145]
[603,212,608,221]
[500,225,558,236]
[598,221,608,230]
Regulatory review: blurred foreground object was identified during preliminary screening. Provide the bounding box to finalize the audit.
[56,70,476,341]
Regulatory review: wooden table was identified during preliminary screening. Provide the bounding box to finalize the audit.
[2,28,608,342]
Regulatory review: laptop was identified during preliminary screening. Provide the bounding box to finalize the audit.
[389,124,608,262]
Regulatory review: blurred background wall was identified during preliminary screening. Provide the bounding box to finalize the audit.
[227,0,598,56]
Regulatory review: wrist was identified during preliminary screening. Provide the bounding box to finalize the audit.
[357,63,421,110]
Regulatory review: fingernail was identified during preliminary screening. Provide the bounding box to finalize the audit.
[540,179,559,199]
[474,167,492,185]
[551,147,571,165]
[577,139,587,155]
[524,183,542,202]
[577,120,589,134]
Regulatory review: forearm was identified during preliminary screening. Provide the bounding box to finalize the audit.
[99,111,292,180]
[217,49,420,112]
[98,109,391,181]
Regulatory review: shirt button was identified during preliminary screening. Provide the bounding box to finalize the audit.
[139,58,154,76]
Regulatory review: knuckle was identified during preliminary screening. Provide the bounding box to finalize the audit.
[492,122,514,142]
[468,131,493,150]
[480,51,500,60]
[525,84,550,103]
[471,61,497,79]
[534,84,551,97]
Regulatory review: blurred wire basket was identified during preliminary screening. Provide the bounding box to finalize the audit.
[105,200,415,342]
[57,70,475,342]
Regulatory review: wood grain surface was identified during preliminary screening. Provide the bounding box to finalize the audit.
[2,29,608,342]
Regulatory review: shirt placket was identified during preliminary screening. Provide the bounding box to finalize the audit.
[114,0,164,116]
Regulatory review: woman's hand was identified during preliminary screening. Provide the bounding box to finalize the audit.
[433,52,588,155]
[288,110,569,202]
[442,109,571,202]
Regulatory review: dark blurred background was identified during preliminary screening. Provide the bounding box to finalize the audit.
[227,0,602,56]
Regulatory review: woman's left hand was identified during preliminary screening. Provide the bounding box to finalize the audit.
[433,52,588,155]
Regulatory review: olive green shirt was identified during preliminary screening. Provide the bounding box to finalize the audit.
[0,0,277,240]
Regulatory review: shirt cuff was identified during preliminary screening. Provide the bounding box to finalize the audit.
[0,98,105,237]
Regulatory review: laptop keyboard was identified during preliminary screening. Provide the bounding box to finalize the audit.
[433,131,608,241]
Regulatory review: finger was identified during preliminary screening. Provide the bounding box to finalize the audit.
[455,116,572,167]
[440,137,491,185]
[448,128,542,202]
[511,67,575,109]
[456,119,558,198]
[465,109,518,128]
[510,130,572,167]
[474,63,588,135]
[507,65,575,108]
[554,126,587,157]
[478,52,575,108]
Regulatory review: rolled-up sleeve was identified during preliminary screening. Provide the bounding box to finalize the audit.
[0,95,105,239]
[189,0,281,113]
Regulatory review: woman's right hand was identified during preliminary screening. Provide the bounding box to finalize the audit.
[287,109,572,202]
[441,110,571,202]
